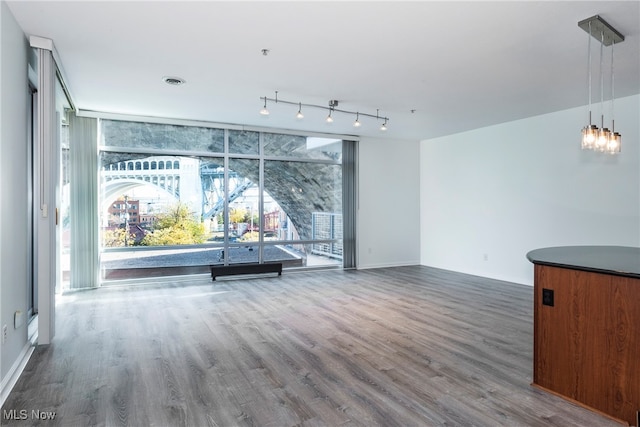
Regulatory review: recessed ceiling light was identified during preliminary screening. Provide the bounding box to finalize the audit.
[162,76,186,86]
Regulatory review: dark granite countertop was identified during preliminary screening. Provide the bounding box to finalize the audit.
[526,245,640,279]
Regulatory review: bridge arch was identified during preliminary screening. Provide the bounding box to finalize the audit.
[100,179,178,215]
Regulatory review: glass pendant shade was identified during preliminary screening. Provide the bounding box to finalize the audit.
[606,132,621,154]
[595,128,610,151]
[581,125,598,149]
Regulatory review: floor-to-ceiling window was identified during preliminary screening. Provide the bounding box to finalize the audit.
[98,119,349,281]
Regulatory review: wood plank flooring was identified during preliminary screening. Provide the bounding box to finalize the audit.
[1,266,622,426]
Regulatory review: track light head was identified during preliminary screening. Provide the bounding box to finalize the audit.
[259,97,269,116]
[326,110,334,124]
[353,112,361,128]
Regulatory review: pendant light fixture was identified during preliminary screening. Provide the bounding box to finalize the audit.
[578,15,624,154]
[295,102,304,120]
[353,112,361,127]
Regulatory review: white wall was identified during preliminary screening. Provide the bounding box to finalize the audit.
[420,95,640,285]
[0,0,30,389]
[358,136,421,269]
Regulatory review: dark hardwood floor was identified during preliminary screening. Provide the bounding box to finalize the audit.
[1,266,621,426]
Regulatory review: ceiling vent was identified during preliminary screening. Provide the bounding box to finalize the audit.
[162,76,186,86]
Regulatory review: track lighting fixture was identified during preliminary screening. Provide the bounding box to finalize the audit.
[258,92,389,131]
[578,15,624,154]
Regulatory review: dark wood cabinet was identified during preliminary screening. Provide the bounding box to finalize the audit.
[528,247,640,426]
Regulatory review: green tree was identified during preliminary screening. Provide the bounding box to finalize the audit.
[141,203,206,246]
[242,211,259,226]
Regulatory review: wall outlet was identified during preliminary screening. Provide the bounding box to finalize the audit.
[2,324,7,344]
[542,288,555,307]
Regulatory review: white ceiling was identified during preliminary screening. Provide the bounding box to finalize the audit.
[7,1,640,141]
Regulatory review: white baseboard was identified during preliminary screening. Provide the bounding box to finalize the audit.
[0,342,35,408]
[357,261,420,270]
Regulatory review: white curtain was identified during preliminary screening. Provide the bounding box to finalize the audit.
[69,113,99,289]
